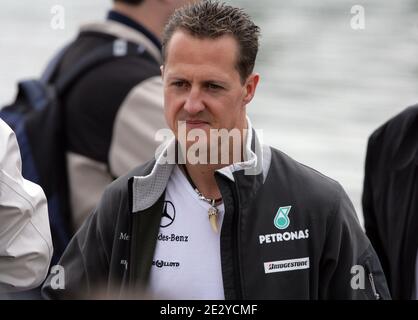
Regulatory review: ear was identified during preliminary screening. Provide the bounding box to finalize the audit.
[243,73,260,105]
[160,65,165,79]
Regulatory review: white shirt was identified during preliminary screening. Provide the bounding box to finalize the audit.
[0,119,53,293]
[148,165,225,299]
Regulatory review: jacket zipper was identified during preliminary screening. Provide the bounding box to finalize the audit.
[232,185,243,299]
[368,272,381,300]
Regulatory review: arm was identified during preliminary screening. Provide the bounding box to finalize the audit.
[362,132,388,275]
[41,184,117,299]
[109,76,166,176]
[319,184,391,299]
[0,120,53,292]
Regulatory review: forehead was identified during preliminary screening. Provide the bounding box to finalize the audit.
[164,31,240,80]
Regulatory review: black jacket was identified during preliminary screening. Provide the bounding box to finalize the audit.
[363,104,418,299]
[42,129,390,299]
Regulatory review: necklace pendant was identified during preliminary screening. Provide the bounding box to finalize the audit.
[208,206,219,233]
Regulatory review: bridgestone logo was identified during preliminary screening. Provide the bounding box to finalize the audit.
[264,257,310,274]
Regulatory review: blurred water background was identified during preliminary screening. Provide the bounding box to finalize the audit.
[1,0,417,226]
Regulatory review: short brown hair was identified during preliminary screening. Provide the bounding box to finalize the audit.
[162,1,260,83]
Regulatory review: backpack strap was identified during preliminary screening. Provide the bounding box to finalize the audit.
[40,44,71,84]
[54,39,152,96]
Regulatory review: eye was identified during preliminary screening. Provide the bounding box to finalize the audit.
[207,83,223,90]
[171,80,187,88]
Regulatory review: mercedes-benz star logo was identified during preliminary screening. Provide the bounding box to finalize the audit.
[160,201,175,228]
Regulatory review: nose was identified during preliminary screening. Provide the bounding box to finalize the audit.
[183,86,205,115]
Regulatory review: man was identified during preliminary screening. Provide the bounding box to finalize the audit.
[362,104,418,299]
[43,1,390,299]
[0,119,53,293]
[57,0,192,232]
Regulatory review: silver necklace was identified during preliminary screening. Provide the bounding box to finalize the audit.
[194,188,221,233]
[181,165,221,233]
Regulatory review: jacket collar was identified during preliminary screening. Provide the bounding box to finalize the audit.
[107,10,162,52]
[79,20,162,64]
[130,117,271,213]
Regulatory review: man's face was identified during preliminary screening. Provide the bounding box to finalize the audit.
[162,30,259,155]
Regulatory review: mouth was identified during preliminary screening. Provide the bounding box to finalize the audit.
[184,120,210,129]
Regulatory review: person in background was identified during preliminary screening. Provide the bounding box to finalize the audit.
[42,1,390,300]
[57,0,194,232]
[363,104,418,299]
[0,119,53,294]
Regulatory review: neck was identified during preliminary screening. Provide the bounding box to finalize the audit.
[183,163,222,200]
[113,2,166,40]
[180,124,250,199]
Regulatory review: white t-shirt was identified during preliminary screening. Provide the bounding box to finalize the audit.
[148,165,225,299]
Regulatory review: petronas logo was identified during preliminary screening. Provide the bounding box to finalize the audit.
[274,206,292,230]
